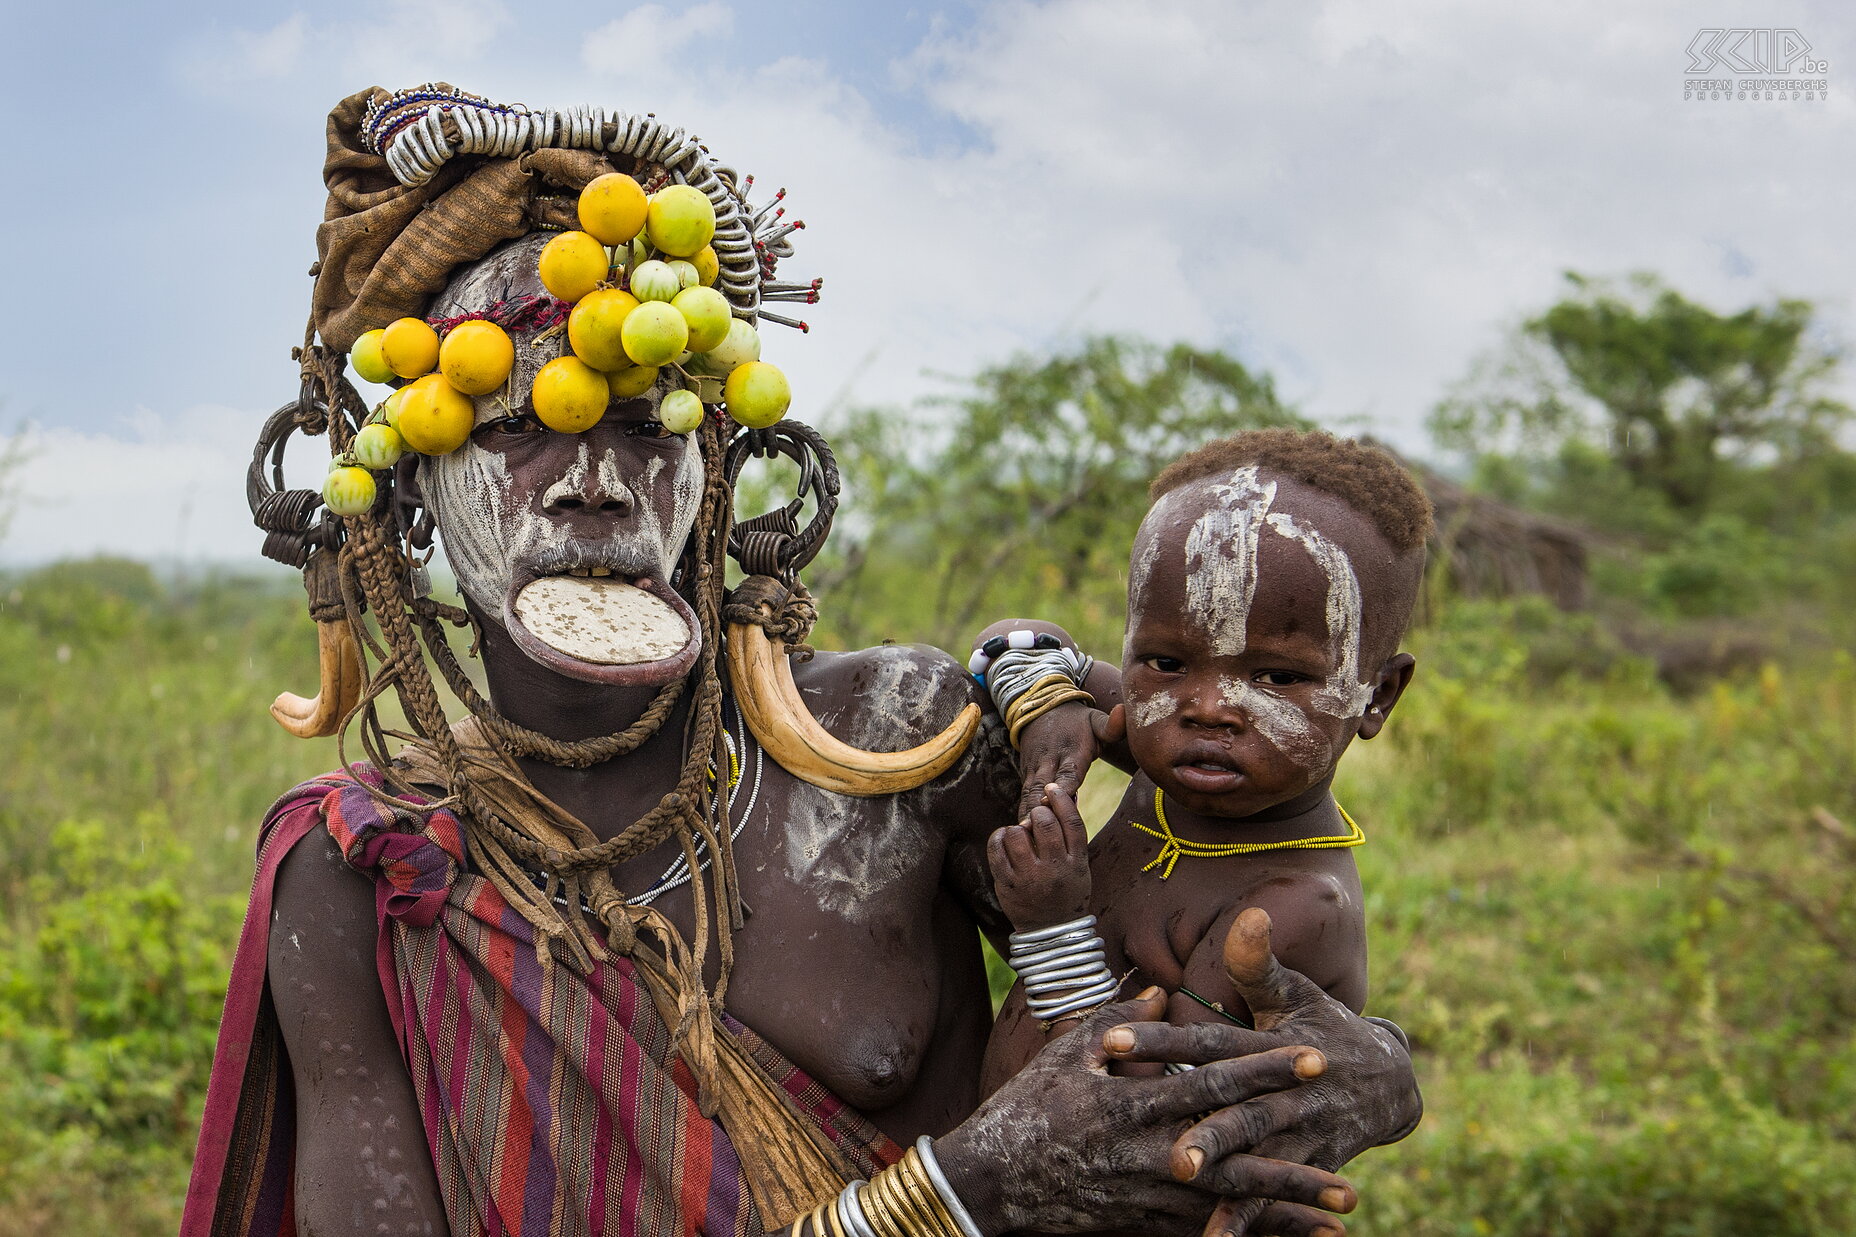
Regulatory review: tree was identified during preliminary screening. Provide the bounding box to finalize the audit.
[800,337,1305,652]
[1431,273,1851,515]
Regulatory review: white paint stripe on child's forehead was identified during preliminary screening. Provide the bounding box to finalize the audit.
[1264,510,1375,719]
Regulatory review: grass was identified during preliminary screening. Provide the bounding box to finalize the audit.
[0,564,1850,1234]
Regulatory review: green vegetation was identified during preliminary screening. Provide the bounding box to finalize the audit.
[3,279,1852,1233]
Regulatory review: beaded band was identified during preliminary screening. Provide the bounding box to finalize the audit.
[1007,914,1120,1024]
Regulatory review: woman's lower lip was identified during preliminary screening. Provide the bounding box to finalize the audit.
[1174,764,1241,793]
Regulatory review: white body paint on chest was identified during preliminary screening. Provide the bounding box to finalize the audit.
[777,648,947,924]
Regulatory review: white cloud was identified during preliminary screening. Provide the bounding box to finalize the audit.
[584,2,735,74]
[0,406,313,566]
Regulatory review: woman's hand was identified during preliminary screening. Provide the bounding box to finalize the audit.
[932,986,1359,1235]
[1106,908,1424,1236]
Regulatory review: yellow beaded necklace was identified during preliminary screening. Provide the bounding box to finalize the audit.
[1132,788,1365,879]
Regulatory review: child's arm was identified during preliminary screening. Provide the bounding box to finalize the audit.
[980,785,1100,1093]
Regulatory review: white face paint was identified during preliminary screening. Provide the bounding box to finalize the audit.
[422,430,704,617]
[1218,674,1331,766]
[1263,510,1375,720]
[1179,466,1278,658]
[1129,689,1179,729]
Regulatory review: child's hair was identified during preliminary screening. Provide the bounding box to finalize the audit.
[1150,429,1434,555]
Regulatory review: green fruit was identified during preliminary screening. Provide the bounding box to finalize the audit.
[323,466,377,517]
[621,301,690,367]
[723,361,791,429]
[668,260,700,289]
[352,329,395,384]
[353,423,405,470]
[645,185,717,257]
[690,374,724,404]
[660,389,705,435]
[674,286,732,353]
[692,318,762,375]
[629,260,681,303]
[380,386,410,431]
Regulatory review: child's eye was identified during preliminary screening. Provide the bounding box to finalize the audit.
[1255,670,1306,688]
[627,420,674,439]
[1142,656,1184,674]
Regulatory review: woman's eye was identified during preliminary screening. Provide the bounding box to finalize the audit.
[1142,656,1184,674]
[628,420,675,439]
[486,414,544,436]
[1255,670,1305,688]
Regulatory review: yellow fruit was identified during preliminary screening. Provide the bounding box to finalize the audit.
[439,320,516,394]
[351,329,395,384]
[608,364,661,399]
[323,466,377,517]
[568,289,642,371]
[645,185,716,257]
[660,389,704,435]
[532,356,610,432]
[538,230,609,303]
[352,423,405,470]
[396,374,475,454]
[673,286,732,353]
[723,361,791,429]
[692,246,719,287]
[578,172,649,245]
[620,301,689,367]
[381,317,440,379]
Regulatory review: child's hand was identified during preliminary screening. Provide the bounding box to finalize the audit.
[1013,701,1108,825]
[988,783,1092,931]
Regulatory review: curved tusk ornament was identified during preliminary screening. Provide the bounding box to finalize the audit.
[271,617,366,738]
[727,620,980,796]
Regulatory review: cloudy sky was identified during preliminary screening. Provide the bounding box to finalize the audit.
[1,0,1849,563]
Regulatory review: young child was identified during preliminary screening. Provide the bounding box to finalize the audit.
[978,429,1433,1091]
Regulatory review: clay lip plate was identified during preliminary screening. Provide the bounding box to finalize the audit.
[503,556,700,687]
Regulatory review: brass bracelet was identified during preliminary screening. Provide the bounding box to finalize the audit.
[824,1192,850,1237]
[898,1149,961,1236]
[1001,675,1090,745]
[1006,686,1094,748]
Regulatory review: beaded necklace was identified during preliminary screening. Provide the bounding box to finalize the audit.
[1132,788,1364,879]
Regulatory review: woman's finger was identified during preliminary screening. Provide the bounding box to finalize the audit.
[1190,1155,1355,1216]
[1132,1047,1318,1125]
[1102,1017,1293,1065]
[1172,1088,1321,1175]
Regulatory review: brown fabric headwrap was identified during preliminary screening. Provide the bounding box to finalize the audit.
[311,86,625,352]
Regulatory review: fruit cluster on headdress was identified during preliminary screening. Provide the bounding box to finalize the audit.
[323,171,806,518]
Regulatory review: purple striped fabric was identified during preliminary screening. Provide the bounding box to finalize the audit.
[183,766,900,1237]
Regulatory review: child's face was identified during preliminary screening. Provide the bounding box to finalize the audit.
[1122,466,1395,821]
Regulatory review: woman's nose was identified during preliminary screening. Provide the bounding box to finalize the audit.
[541,445,634,517]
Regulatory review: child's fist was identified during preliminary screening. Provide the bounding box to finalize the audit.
[988,783,1092,931]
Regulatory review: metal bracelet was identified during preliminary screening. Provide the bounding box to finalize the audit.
[915,1137,986,1237]
[1008,914,1098,947]
[837,1181,878,1237]
[1026,975,1121,1020]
